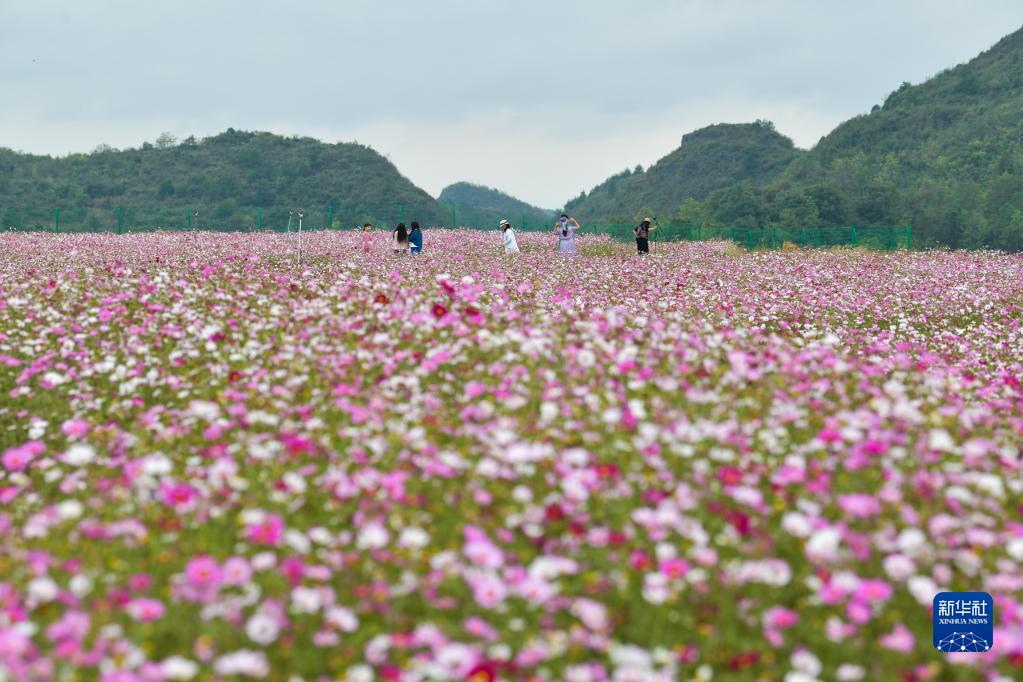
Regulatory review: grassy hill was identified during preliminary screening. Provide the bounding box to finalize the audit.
[564,122,803,224]
[437,182,554,230]
[0,129,449,231]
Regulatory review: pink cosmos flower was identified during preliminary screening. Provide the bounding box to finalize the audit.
[2,441,44,472]
[61,419,90,439]
[245,513,284,546]
[222,556,253,585]
[464,616,499,641]
[763,607,799,630]
[470,573,508,608]
[126,598,165,622]
[160,482,197,509]
[46,610,90,643]
[837,493,882,518]
[184,556,222,587]
[817,427,842,444]
[879,623,915,653]
[853,579,893,604]
[1,448,31,473]
[658,557,691,579]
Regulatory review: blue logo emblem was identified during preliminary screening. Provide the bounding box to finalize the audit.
[933,592,994,653]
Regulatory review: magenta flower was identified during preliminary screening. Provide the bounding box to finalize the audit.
[658,557,691,580]
[763,607,799,630]
[160,482,197,509]
[245,513,285,546]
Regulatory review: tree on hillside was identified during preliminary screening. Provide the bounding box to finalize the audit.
[676,198,704,226]
[155,132,178,149]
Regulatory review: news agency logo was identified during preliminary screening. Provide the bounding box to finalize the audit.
[933,592,994,653]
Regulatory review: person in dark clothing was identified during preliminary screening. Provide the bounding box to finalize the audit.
[408,222,423,254]
[635,217,656,254]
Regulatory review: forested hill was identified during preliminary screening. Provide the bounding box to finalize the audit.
[438,182,553,230]
[766,25,1023,249]
[0,130,449,230]
[562,26,1023,250]
[564,122,803,224]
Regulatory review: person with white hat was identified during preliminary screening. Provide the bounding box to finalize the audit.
[635,217,656,254]
[500,219,519,254]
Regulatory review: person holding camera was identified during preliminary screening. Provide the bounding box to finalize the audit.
[554,214,580,255]
[635,217,656,254]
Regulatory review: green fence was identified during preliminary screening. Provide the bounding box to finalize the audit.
[588,223,912,250]
[0,206,912,250]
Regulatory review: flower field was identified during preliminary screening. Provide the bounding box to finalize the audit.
[1,229,1022,681]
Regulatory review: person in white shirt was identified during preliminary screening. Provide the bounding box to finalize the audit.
[500,219,519,253]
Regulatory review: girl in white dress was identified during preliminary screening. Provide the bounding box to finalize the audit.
[500,219,519,253]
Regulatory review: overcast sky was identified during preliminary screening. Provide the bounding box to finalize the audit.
[2,1,1022,208]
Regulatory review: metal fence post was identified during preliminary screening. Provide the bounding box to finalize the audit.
[258,207,263,231]
[117,207,123,234]
[327,205,333,230]
[851,225,859,245]
[187,209,192,230]
[747,228,753,249]
[905,225,912,250]
[55,208,60,233]
[451,205,457,229]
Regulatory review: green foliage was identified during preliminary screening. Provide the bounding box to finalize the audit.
[0,130,450,231]
[437,182,553,230]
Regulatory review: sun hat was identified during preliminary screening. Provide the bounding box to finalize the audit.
[644,217,654,223]
[499,219,510,227]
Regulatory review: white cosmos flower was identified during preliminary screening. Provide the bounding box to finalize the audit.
[291,587,322,614]
[69,574,93,597]
[28,576,59,603]
[398,527,430,549]
[806,527,842,561]
[326,606,359,632]
[836,664,865,681]
[214,650,269,677]
[163,656,200,680]
[356,522,390,550]
[245,613,280,645]
[63,444,96,466]
[781,512,813,538]
[56,499,84,519]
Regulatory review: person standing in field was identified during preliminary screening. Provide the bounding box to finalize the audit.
[408,222,423,254]
[635,217,656,254]
[500,219,519,253]
[361,223,373,253]
[555,214,580,255]
[393,223,409,254]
